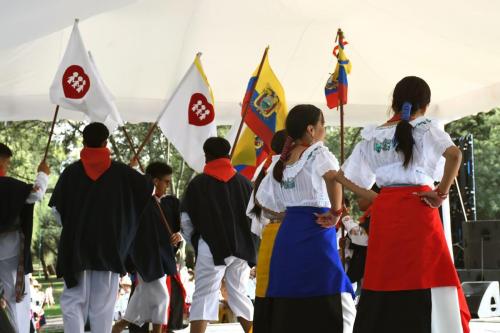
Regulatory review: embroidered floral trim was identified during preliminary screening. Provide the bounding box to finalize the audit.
[373,138,395,153]
[362,118,436,141]
[281,178,296,189]
[284,142,325,178]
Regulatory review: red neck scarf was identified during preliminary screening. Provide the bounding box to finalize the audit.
[203,158,236,183]
[0,169,5,177]
[80,147,112,181]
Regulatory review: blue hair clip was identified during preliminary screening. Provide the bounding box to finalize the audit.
[401,102,412,121]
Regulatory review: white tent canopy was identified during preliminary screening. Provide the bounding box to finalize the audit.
[1,0,500,126]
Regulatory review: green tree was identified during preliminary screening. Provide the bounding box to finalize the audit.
[446,108,500,219]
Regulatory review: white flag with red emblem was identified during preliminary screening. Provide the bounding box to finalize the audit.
[49,20,123,132]
[157,53,217,172]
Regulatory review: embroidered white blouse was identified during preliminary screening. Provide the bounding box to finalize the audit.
[342,117,455,189]
[256,141,339,212]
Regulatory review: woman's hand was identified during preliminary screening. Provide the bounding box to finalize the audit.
[415,190,444,208]
[315,211,341,228]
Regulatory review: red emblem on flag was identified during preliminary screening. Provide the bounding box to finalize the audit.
[62,65,90,99]
[188,93,215,126]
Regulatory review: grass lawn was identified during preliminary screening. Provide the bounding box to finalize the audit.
[33,273,64,318]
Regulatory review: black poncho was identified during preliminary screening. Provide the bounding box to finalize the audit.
[0,176,35,273]
[49,161,153,288]
[182,173,256,266]
[127,195,181,282]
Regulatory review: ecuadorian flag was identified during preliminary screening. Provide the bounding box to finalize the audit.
[232,126,269,180]
[242,49,287,148]
[325,40,351,109]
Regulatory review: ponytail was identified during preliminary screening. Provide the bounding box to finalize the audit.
[391,76,431,168]
[273,136,294,182]
[394,102,415,167]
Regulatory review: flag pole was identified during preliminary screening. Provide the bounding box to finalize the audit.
[121,126,145,172]
[336,28,347,267]
[230,46,269,159]
[134,123,157,161]
[43,105,60,162]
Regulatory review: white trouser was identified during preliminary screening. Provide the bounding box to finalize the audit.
[0,256,19,332]
[189,239,254,322]
[60,270,119,333]
[124,274,169,326]
[16,275,31,333]
[341,292,356,333]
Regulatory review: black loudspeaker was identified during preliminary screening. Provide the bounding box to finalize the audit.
[463,220,500,269]
[462,281,500,318]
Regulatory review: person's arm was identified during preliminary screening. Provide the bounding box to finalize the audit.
[335,170,378,203]
[416,146,462,207]
[26,161,50,204]
[315,171,343,229]
[180,212,194,245]
[324,170,343,212]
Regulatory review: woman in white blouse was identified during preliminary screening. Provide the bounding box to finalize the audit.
[337,76,471,333]
[255,105,357,333]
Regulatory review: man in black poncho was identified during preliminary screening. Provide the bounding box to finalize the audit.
[181,137,255,333]
[49,123,153,333]
[113,161,183,333]
[0,143,50,333]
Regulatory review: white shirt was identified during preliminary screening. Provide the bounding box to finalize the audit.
[256,141,339,212]
[342,117,455,189]
[0,172,49,260]
[341,216,369,247]
[246,155,281,238]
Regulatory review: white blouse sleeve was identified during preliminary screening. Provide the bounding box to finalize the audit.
[246,191,270,238]
[255,171,286,214]
[314,146,340,177]
[26,172,49,204]
[422,123,455,181]
[341,141,376,189]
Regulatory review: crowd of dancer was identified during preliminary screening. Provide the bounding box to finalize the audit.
[0,76,471,333]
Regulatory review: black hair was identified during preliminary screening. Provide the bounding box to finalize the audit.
[273,104,323,182]
[270,130,287,155]
[145,161,173,179]
[203,137,231,161]
[82,122,109,148]
[0,143,13,159]
[252,129,288,217]
[392,76,431,167]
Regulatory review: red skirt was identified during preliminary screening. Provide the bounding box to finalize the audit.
[362,186,470,332]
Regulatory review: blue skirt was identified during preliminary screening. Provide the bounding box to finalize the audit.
[266,206,354,298]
